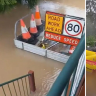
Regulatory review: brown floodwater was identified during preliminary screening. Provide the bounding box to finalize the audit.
[0,0,85,96]
[86,71,96,96]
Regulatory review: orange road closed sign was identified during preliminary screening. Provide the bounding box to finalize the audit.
[45,32,80,46]
[45,11,64,34]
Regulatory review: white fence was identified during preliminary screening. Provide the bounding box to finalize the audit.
[70,50,85,96]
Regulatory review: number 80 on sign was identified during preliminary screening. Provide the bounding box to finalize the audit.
[63,17,85,39]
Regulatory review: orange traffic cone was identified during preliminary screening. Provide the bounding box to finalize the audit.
[20,19,31,40]
[30,14,38,34]
[69,46,76,54]
[35,5,42,26]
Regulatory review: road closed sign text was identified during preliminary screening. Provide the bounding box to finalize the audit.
[45,32,80,46]
[45,12,64,34]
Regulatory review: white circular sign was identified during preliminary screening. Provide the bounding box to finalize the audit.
[63,17,85,39]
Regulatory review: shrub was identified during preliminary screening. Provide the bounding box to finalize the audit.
[86,35,96,47]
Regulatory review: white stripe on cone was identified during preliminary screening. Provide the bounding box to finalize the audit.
[69,50,74,53]
[36,5,39,12]
[21,26,28,34]
[30,21,36,28]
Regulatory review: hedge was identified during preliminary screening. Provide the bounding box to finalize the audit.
[0,0,38,13]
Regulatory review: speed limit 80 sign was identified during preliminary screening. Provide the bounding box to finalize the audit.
[63,16,85,39]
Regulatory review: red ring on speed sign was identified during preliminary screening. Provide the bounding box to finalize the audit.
[65,20,83,36]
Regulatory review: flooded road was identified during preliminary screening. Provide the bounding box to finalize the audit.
[39,0,85,19]
[86,71,96,96]
[0,0,85,95]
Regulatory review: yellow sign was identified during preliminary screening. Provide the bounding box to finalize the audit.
[45,13,64,34]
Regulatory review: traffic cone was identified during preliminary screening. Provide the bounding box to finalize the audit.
[69,46,76,54]
[30,14,39,38]
[20,19,31,40]
[35,5,42,26]
[20,19,35,43]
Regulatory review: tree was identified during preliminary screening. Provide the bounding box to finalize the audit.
[86,0,96,15]
[0,0,38,13]
[86,0,96,26]
[86,0,96,36]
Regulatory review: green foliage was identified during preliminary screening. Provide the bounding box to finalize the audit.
[86,35,96,47]
[0,0,17,13]
[0,0,38,13]
[16,0,21,4]
[28,0,38,8]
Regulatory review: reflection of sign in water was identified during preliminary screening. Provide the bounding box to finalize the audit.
[63,16,85,39]
[45,12,64,34]
[45,32,80,46]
